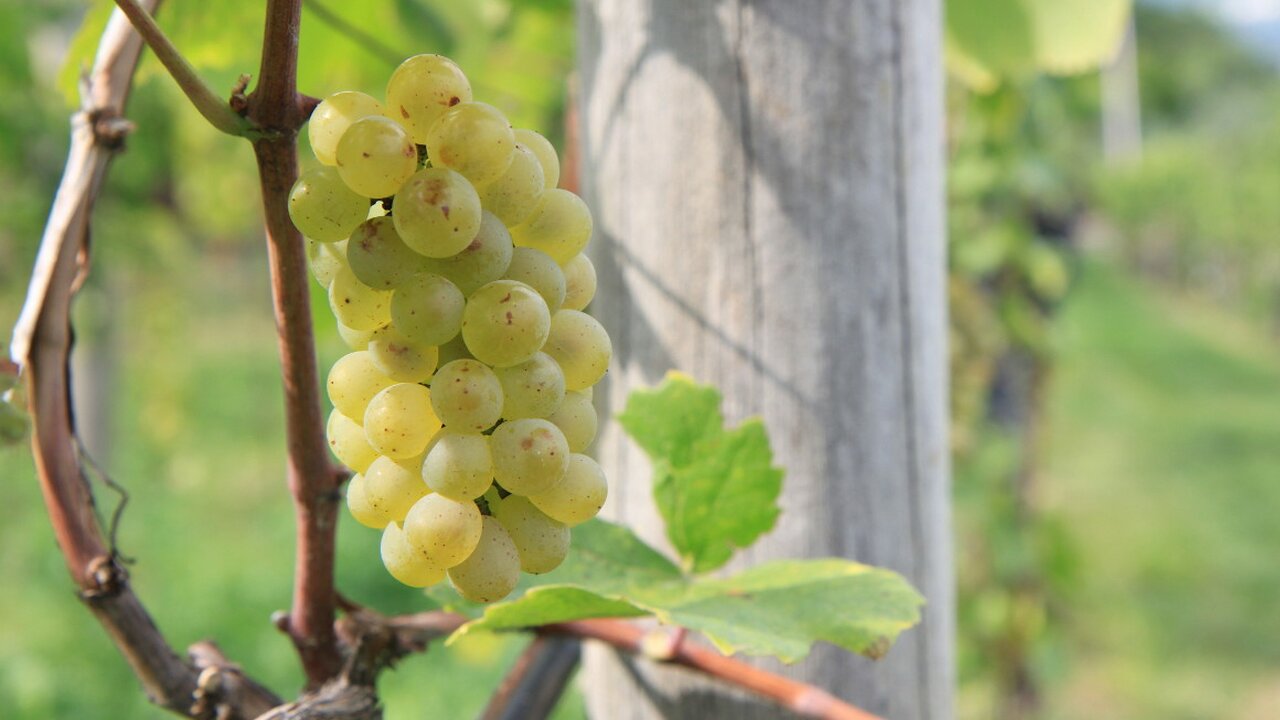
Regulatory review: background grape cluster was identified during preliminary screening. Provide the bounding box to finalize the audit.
[289,54,610,603]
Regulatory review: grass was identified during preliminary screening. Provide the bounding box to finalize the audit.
[1044,261,1280,719]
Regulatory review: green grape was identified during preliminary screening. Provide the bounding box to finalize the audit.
[561,254,597,311]
[346,473,388,529]
[542,310,611,391]
[421,211,513,295]
[403,493,483,567]
[424,102,514,185]
[528,453,607,526]
[336,116,418,198]
[329,266,392,331]
[327,409,378,473]
[495,352,565,420]
[447,516,520,603]
[363,383,442,459]
[307,238,347,288]
[386,54,472,144]
[510,189,593,265]
[429,359,503,432]
[288,167,369,242]
[347,217,429,290]
[390,272,465,346]
[461,280,551,368]
[363,454,430,523]
[493,495,569,574]
[327,351,395,419]
[490,418,569,496]
[477,143,545,226]
[393,168,483,258]
[368,324,438,382]
[503,247,565,313]
[381,521,446,587]
[422,430,493,501]
[547,390,597,453]
[308,91,384,166]
[513,128,560,189]
[336,321,373,351]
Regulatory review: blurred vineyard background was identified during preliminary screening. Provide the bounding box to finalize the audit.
[1,1,1278,718]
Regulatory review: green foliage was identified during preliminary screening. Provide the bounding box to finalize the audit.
[617,373,782,573]
[946,0,1131,90]
[428,375,922,663]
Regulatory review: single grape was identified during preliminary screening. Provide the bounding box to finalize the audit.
[429,359,503,432]
[336,116,418,198]
[493,495,569,574]
[329,266,392,331]
[327,351,395,419]
[346,473,388,529]
[542,310,611,391]
[307,238,348,289]
[289,167,369,242]
[494,352,565,419]
[424,102,514,186]
[381,521,447,587]
[546,390,597,453]
[347,217,429,290]
[490,418,569,496]
[336,321,374,351]
[561,254,597,311]
[421,211,513,295]
[528,453,607,526]
[403,493,483,567]
[447,516,520,603]
[503,247,565,313]
[368,324,438,382]
[327,409,378,473]
[461,280,551,368]
[386,54,472,144]
[393,168,483,258]
[513,128,560,189]
[390,272,465,346]
[422,430,493,501]
[363,454,430,523]
[363,383,442,459]
[510,189,593,265]
[478,143,545,227]
[309,91,384,166]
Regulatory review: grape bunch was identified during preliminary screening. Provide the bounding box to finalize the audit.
[290,55,610,603]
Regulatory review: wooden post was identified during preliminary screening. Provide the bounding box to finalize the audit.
[575,1,951,718]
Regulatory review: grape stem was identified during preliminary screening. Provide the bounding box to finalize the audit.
[108,0,253,136]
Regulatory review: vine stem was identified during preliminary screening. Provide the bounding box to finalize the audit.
[244,0,343,688]
[12,4,280,717]
[108,0,250,136]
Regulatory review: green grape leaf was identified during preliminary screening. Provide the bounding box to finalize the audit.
[617,373,783,574]
[57,0,114,105]
[449,523,923,663]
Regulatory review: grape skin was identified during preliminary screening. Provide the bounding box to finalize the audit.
[447,516,521,603]
[542,310,612,391]
[327,351,395,420]
[528,453,607,526]
[504,247,566,313]
[403,493,483,568]
[424,102,515,186]
[510,189,592,264]
[381,521,446,587]
[336,116,418,198]
[495,352,565,420]
[547,390,597,453]
[561,254,597,311]
[309,91,384,166]
[346,473,388,529]
[390,272,465,346]
[347,217,429,290]
[512,128,560,189]
[393,168,483,259]
[461,280,551,368]
[363,454,430,524]
[493,495,569,574]
[329,266,392,331]
[363,383,442,459]
[422,430,494,501]
[367,324,438,382]
[386,54,473,144]
[477,143,546,227]
[421,211,513,296]
[490,418,570,496]
[288,167,369,242]
[327,409,378,473]
[429,359,504,432]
